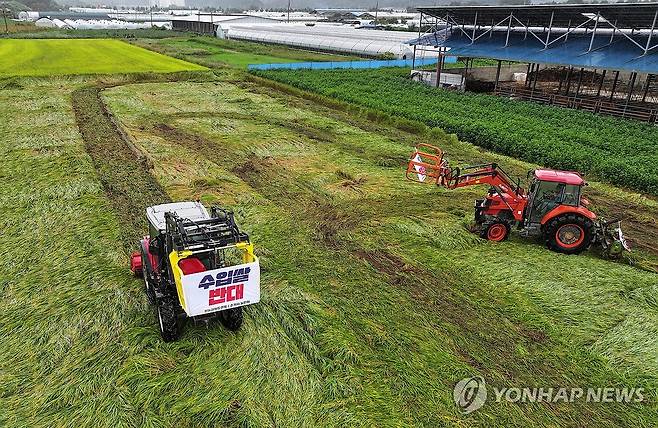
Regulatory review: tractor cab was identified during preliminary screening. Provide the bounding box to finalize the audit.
[525,169,588,224]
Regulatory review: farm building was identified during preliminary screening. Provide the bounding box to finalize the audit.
[411,3,658,123]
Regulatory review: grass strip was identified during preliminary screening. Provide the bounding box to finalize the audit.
[72,84,171,251]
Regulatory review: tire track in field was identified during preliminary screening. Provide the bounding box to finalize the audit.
[72,86,171,253]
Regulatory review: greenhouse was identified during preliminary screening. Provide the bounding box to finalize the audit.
[227,23,429,59]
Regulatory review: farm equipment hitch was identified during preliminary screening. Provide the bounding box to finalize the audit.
[595,219,631,258]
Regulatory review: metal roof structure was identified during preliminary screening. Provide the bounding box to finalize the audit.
[413,30,658,73]
[412,3,658,73]
[417,4,658,30]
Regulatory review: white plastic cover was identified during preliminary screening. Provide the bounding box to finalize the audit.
[227,23,421,59]
[146,201,210,232]
[35,18,55,28]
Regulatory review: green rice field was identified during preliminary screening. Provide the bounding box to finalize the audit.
[0,38,206,77]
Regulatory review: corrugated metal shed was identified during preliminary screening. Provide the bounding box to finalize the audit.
[412,3,658,73]
[415,30,658,73]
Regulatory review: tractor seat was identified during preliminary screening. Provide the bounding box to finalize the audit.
[178,257,206,275]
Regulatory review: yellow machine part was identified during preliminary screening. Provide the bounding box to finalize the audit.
[169,242,256,312]
[169,249,193,312]
[235,242,256,263]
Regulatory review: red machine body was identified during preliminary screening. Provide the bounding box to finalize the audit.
[406,144,628,255]
[130,237,159,276]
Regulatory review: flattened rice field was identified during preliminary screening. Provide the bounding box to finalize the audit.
[0,39,206,77]
[0,36,657,427]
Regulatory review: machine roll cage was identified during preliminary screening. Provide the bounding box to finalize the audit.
[164,207,250,253]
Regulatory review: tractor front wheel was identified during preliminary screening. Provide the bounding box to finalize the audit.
[156,297,180,342]
[481,222,510,242]
[544,214,594,255]
[220,307,243,331]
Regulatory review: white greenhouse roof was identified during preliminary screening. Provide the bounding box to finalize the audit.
[170,14,279,24]
[227,23,426,59]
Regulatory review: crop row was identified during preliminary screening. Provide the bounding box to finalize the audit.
[254,67,658,195]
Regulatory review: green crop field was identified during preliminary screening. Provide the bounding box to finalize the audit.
[0,39,206,77]
[0,36,657,427]
[255,67,658,195]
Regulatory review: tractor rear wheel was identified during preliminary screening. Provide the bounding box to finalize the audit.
[220,307,243,331]
[481,221,510,242]
[156,297,180,342]
[544,214,594,255]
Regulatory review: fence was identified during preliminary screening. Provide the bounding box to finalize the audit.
[495,85,658,124]
[248,57,456,71]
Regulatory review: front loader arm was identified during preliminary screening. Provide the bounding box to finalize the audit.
[445,163,524,196]
[406,145,524,196]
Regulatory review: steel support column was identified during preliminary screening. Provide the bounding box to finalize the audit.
[526,63,533,87]
[596,69,607,97]
[412,45,416,69]
[494,60,502,91]
[610,70,620,100]
[565,67,573,95]
[575,68,585,96]
[557,67,566,92]
[532,65,540,92]
[436,50,443,88]
[626,72,638,106]
[643,74,653,102]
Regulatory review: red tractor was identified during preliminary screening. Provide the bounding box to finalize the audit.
[407,144,629,256]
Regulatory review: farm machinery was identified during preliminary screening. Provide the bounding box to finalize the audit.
[130,201,260,342]
[407,144,630,256]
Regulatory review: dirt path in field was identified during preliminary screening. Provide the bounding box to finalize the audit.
[72,86,171,252]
